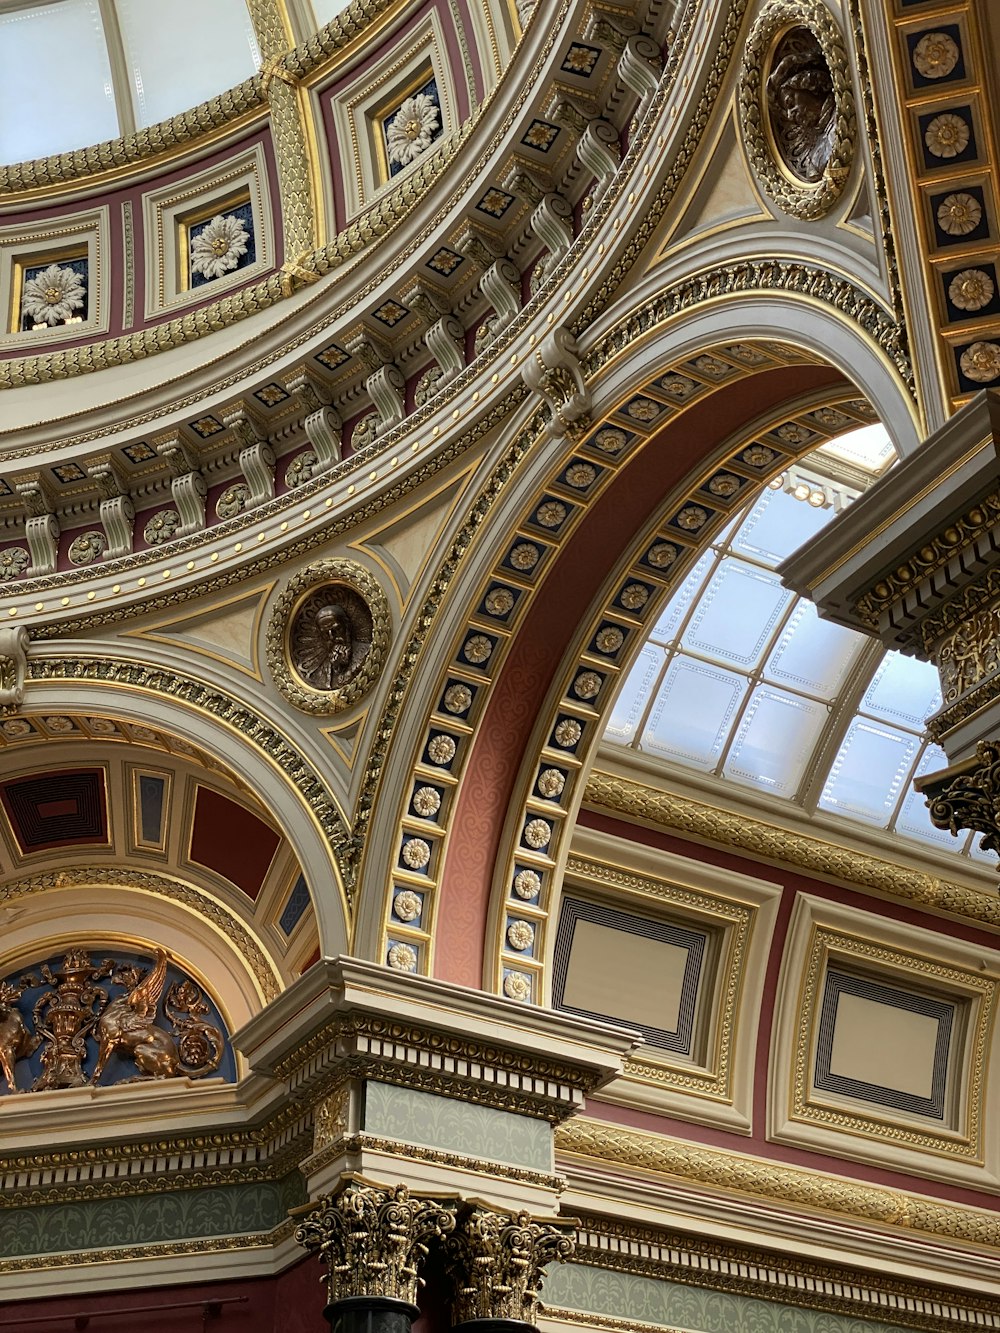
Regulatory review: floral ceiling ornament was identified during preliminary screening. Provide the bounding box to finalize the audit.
[0,548,29,578]
[949,269,994,312]
[912,31,960,80]
[924,112,970,159]
[386,92,440,168]
[144,509,181,546]
[68,531,107,566]
[21,262,86,327]
[190,213,250,281]
[937,192,982,236]
[960,342,1000,384]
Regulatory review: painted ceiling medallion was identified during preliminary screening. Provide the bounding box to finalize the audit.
[739,1,855,219]
[267,558,391,715]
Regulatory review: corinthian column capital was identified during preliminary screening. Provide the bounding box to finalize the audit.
[294,1176,457,1317]
[447,1205,576,1330]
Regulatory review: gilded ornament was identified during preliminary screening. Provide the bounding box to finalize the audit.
[427,734,457,765]
[742,444,777,467]
[388,942,418,971]
[912,31,960,79]
[677,503,709,530]
[2,719,31,737]
[659,376,697,398]
[506,920,536,952]
[708,474,741,497]
[620,583,649,609]
[537,768,566,798]
[625,397,660,422]
[144,510,181,545]
[573,670,602,700]
[776,422,812,444]
[21,262,86,327]
[485,587,515,617]
[536,500,567,528]
[948,269,994,312]
[463,634,493,665]
[190,214,250,281]
[937,191,982,236]
[565,462,597,488]
[44,716,73,733]
[215,483,251,519]
[592,427,628,454]
[4,948,224,1093]
[443,683,472,714]
[647,542,677,568]
[959,342,1000,383]
[510,542,541,570]
[294,1180,455,1306]
[401,837,431,870]
[513,869,542,900]
[446,1206,575,1323]
[285,451,317,488]
[553,718,582,747]
[920,741,1000,853]
[352,413,379,450]
[523,818,551,849]
[595,626,624,655]
[87,717,117,734]
[414,366,443,407]
[474,316,496,356]
[528,254,549,299]
[924,112,970,159]
[0,548,29,578]
[268,559,390,716]
[411,786,441,818]
[386,93,441,167]
[502,972,532,1002]
[393,890,422,922]
[67,531,106,566]
[739,1,855,218]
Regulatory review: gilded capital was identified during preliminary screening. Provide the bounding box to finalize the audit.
[446,1205,576,1326]
[916,741,1000,856]
[293,1178,457,1307]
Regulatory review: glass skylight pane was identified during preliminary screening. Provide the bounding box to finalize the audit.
[0,1,118,163]
[643,657,747,768]
[893,744,960,848]
[606,644,663,745]
[968,835,999,867]
[861,652,942,731]
[818,423,896,472]
[819,718,919,825]
[118,0,260,128]
[648,549,714,645]
[724,686,828,795]
[685,559,792,669]
[731,486,836,568]
[765,600,864,699]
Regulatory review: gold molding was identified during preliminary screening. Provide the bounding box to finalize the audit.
[555,1117,1000,1248]
[583,768,1000,930]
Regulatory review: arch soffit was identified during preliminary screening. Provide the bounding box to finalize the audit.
[15,663,351,956]
[360,315,890,978]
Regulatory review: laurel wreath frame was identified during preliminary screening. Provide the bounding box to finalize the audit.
[738,0,857,220]
[266,558,391,715]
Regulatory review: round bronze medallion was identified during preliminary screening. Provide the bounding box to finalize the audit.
[267,559,390,714]
[739,0,855,219]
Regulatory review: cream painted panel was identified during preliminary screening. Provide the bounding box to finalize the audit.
[563,919,689,1031]
[829,991,938,1099]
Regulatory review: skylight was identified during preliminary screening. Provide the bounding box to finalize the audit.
[603,439,989,863]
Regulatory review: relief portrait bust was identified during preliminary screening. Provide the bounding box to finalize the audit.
[267,559,391,715]
[766,27,837,184]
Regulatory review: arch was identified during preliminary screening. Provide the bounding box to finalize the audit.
[19,654,351,958]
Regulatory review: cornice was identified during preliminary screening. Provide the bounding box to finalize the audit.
[556,1117,1000,1250]
[583,758,1000,929]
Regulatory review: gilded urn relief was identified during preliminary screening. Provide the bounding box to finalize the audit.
[0,947,233,1095]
